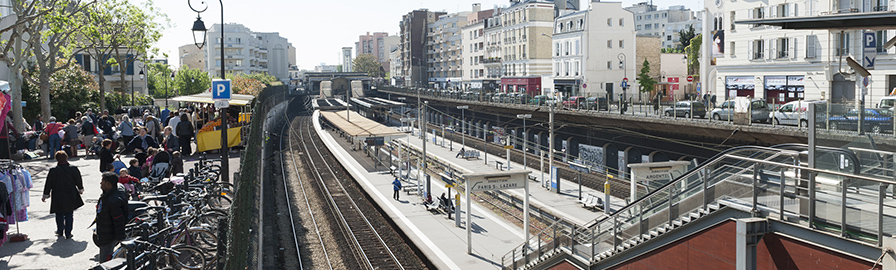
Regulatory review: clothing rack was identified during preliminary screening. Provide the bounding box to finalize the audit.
[0,159,27,242]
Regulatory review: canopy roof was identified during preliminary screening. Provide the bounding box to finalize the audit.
[171,92,256,106]
[319,110,404,138]
[736,12,896,30]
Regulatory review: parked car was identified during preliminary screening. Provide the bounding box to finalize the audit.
[584,97,609,111]
[492,93,505,103]
[563,96,586,109]
[770,100,827,127]
[710,98,771,122]
[879,96,896,109]
[529,95,548,105]
[664,101,707,118]
[828,108,894,134]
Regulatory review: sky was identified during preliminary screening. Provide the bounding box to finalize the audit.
[134,0,702,70]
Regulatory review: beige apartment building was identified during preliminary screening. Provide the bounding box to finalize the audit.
[461,4,498,91]
[495,0,555,96]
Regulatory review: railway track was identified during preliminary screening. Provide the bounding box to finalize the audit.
[276,112,429,270]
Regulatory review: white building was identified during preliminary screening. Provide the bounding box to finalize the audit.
[461,18,486,90]
[390,48,402,85]
[551,1,635,99]
[315,64,338,73]
[204,23,292,82]
[342,47,353,72]
[662,14,702,49]
[427,11,470,89]
[627,3,694,38]
[705,0,896,107]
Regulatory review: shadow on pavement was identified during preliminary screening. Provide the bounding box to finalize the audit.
[43,239,89,258]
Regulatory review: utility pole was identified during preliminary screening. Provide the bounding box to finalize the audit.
[549,94,556,192]
[423,101,429,197]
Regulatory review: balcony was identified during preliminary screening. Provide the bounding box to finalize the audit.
[482,57,502,64]
[874,5,888,11]
[776,50,789,59]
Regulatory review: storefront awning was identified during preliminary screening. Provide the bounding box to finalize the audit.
[171,92,256,106]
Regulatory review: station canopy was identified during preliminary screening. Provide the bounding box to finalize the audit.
[736,12,896,30]
[319,110,404,138]
[171,92,256,106]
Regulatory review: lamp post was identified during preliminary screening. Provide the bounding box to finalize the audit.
[457,105,468,156]
[517,114,531,171]
[135,68,144,106]
[189,0,230,183]
[166,71,175,109]
[618,53,627,102]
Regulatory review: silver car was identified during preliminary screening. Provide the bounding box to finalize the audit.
[710,99,771,123]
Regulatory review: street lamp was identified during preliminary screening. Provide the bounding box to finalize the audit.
[457,105,468,156]
[517,114,531,171]
[166,71,175,109]
[189,0,230,183]
[135,68,144,106]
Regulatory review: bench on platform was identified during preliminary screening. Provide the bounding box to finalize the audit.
[580,194,604,210]
[461,150,480,159]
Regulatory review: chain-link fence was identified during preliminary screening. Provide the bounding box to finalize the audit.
[224,85,288,270]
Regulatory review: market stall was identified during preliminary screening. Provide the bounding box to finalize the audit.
[171,92,255,152]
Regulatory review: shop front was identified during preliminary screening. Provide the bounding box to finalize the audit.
[764,75,805,104]
[502,77,542,96]
[553,79,581,97]
[725,76,756,100]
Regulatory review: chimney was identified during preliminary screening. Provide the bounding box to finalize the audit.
[473,3,481,13]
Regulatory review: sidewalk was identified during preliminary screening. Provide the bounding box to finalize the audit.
[0,149,240,269]
[316,111,526,269]
[396,127,627,226]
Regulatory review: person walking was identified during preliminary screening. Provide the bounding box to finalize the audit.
[44,117,64,158]
[99,139,114,173]
[175,114,194,156]
[95,171,127,262]
[41,151,84,239]
[63,119,80,157]
[392,178,402,200]
[118,116,135,153]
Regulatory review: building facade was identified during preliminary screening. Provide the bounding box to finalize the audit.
[497,0,556,96]
[390,48,402,85]
[427,11,469,89]
[461,4,498,91]
[705,0,896,107]
[662,14,702,49]
[342,47,353,72]
[178,43,206,70]
[551,1,635,99]
[627,3,694,38]
[399,9,446,87]
[204,23,292,81]
[356,32,399,71]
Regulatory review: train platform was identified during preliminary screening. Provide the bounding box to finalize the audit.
[392,127,628,226]
[315,111,531,269]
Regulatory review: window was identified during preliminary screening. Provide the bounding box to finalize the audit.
[835,32,850,56]
[575,61,580,76]
[753,7,765,19]
[607,18,612,26]
[654,23,659,29]
[654,14,659,19]
[874,0,889,11]
[575,40,580,55]
[619,40,624,48]
[619,18,624,26]
[637,15,641,21]
[555,42,560,56]
[565,41,570,55]
[565,61,570,76]
[730,41,736,57]
[777,4,790,18]
[663,13,667,18]
[607,40,612,48]
[667,35,672,41]
[555,62,560,76]
[877,30,889,53]
[752,39,765,59]
[637,25,642,30]
[776,38,789,58]
[730,11,736,30]
[645,24,652,30]
[607,61,612,70]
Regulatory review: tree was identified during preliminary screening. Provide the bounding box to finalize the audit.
[146,62,173,98]
[0,0,56,130]
[111,1,166,108]
[25,0,95,124]
[637,58,656,95]
[173,67,211,96]
[353,53,383,77]
[336,65,343,72]
[685,34,703,76]
[678,24,697,51]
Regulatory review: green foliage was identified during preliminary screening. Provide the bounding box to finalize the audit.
[146,62,173,98]
[678,24,697,51]
[685,34,702,75]
[336,65,343,73]
[25,64,151,121]
[174,67,212,96]
[352,53,383,77]
[637,58,656,93]
[661,48,684,53]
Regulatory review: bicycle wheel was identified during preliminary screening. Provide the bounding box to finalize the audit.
[204,194,232,211]
[166,245,206,270]
[171,228,218,253]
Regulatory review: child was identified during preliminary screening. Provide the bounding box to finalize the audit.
[111,155,127,174]
[88,137,101,156]
[127,158,142,179]
[171,151,184,176]
[118,169,139,199]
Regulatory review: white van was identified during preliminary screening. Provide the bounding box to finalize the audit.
[770,100,827,127]
[879,96,896,109]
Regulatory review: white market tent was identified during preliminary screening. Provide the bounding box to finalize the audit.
[171,92,256,106]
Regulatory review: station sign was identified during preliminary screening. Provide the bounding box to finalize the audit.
[469,175,525,192]
[864,31,877,70]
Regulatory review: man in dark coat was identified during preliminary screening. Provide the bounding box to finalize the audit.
[95,171,127,262]
[41,150,84,239]
[99,139,114,173]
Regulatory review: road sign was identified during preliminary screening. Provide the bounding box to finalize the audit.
[211,79,232,100]
[214,100,230,109]
[516,114,532,119]
[457,105,469,109]
[621,81,628,89]
[504,145,513,150]
[864,77,870,87]
[687,76,694,82]
[864,31,877,70]
[622,78,629,82]
[583,83,587,88]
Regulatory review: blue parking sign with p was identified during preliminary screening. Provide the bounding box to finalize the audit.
[212,79,232,100]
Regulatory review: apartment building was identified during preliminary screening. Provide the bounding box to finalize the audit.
[461,4,499,91]
[342,47,353,72]
[662,13,702,49]
[356,32,399,71]
[399,9,446,87]
[390,48,402,85]
[551,1,635,99]
[706,0,896,106]
[204,23,292,81]
[627,3,693,38]
[179,44,206,70]
[483,15,504,84]
[427,11,470,89]
[496,0,555,96]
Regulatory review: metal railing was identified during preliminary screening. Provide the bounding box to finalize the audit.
[500,144,896,269]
